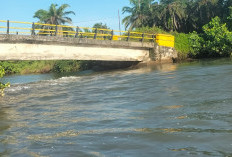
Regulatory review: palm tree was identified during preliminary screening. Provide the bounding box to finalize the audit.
[122,0,231,33]
[150,2,163,27]
[33,4,75,36]
[122,0,153,30]
[159,0,187,32]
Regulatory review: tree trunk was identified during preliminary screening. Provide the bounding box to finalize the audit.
[57,26,63,37]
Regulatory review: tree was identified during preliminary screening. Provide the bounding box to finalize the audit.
[34,4,75,25]
[159,0,187,32]
[190,17,232,57]
[122,0,232,33]
[93,23,109,29]
[122,0,153,30]
[33,4,75,36]
[93,23,110,33]
[92,23,111,39]
[202,16,232,57]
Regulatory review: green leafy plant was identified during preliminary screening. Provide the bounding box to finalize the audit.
[189,31,203,57]
[0,66,10,96]
[202,16,232,57]
[189,17,232,58]
[172,32,191,59]
[53,60,81,73]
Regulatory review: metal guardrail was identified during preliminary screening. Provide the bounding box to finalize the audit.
[0,20,156,42]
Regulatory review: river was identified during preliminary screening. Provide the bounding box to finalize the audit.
[0,59,232,157]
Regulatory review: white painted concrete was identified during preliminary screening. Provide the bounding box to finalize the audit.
[0,43,150,61]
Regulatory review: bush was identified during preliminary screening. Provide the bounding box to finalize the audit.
[0,66,4,78]
[172,32,191,59]
[0,66,10,96]
[0,60,95,74]
[202,17,232,57]
[53,60,81,73]
[190,17,232,58]
[189,31,204,57]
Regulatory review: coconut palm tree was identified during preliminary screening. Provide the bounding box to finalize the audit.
[33,4,75,36]
[159,0,187,32]
[122,0,153,30]
[34,4,75,25]
[122,0,232,33]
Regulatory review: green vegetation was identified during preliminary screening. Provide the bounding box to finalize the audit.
[33,4,75,35]
[53,60,82,73]
[34,4,75,25]
[92,23,111,39]
[172,32,191,59]
[0,61,93,75]
[123,0,232,59]
[134,26,167,34]
[189,17,232,58]
[0,61,55,74]
[122,0,232,33]
[0,66,10,96]
[93,23,109,30]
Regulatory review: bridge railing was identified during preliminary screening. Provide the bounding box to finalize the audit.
[0,20,155,42]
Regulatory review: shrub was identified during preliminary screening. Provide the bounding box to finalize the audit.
[172,32,191,59]
[190,17,232,58]
[189,31,204,57]
[0,66,10,96]
[53,60,81,73]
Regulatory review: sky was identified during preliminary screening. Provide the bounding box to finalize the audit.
[0,0,131,30]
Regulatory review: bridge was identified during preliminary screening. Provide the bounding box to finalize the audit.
[0,20,177,62]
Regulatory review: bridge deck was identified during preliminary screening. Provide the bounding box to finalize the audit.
[0,35,154,61]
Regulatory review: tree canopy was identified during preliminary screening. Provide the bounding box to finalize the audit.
[93,23,109,29]
[122,0,232,33]
[33,4,75,25]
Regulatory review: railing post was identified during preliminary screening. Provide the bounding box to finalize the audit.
[152,34,155,42]
[94,28,97,39]
[111,30,114,40]
[7,20,9,35]
[55,25,58,36]
[31,22,35,36]
[75,26,79,38]
[50,26,52,36]
[127,32,130,41]
[141,33,144,42]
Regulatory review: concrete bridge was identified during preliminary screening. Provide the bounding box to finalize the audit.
[0,34,177,62]
[0,20,177,62]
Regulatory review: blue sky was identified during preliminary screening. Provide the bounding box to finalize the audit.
[0,0,131,30]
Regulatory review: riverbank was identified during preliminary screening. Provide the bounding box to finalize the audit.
[0,60,91,75]
[0,60,140,75]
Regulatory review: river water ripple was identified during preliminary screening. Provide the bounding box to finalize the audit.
[1,59,232,157]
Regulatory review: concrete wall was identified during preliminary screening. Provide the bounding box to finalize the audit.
[0,35,177,62]
[0,43,150,61]
[151,45,178,62]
